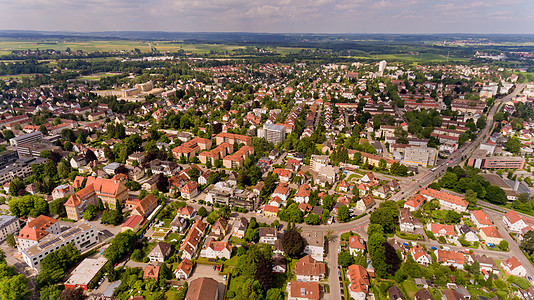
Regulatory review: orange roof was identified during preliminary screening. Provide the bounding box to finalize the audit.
[295,184,311,198]
[405,194,425,209]
[85,177,125,197]
[503,256,523,270]
[471,210,492,226]
[347,264,370,294]
[18,215,57,241]
[133,194,157,216]
[420,188,468,208]
[289,281,320,300]
[410,244,429,261]
[264,205,279,213]
[143,265,160,279]
[181,181,198,194]
[349,236,365,250]
[273,168,292,178]
[480,226,503,239]
[176,259,193,275]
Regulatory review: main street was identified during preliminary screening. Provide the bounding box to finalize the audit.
[391,83,526,202]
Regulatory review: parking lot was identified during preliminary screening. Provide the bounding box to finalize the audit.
[187,263,226,283]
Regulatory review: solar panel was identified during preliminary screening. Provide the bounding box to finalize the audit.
[61,227,82,239]
[39,237,60,249]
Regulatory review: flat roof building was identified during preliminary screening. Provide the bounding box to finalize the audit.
[0,215,20,243]
[9,131,43,147]
[467,156,525,170]
[261,124,286,145]
[21,221,98,270]
[64,257,107,291]
[403,147,437,167]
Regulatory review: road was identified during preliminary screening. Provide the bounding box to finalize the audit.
[391,83,525,202]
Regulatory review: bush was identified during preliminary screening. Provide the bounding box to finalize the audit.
[438,236,446,244]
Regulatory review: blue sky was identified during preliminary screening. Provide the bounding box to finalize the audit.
[0,0,532,33]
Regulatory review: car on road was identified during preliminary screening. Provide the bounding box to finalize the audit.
[431,247,437,250]
[528,276,534,284]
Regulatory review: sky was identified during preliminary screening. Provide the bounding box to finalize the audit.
[0,0,533,34]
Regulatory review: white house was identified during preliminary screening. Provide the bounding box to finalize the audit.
[174,259,194,279]
[259,227,278,245]
[302,231,325,262]
[148,242,172,263]
[200,240,232,260]
[410,244,431,265]
[470,210,493,228]
[294,255,326,282]
[502,256,527,277]
[348,236,366,256]
[503,210,529,233]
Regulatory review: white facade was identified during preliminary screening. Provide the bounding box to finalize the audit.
[0,215,20,242]
[503,215,527,233]
[21,221,98,270]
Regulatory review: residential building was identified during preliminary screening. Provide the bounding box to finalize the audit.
[356,194,376,212]
[215,132,252,146]
[502,256,527,276]
[0,215,20,242]
[181,181,199,200]
[273,253,287,273]
[410,244,431,265]
[287,281,320,300]
[399,208,422,234]
[185,277,220,300]
[51,184,75,200]
[17,215,61,250]
[261,123,286,145]
[479,226,504,245]
[172,137,212,160]
[348,236,366,255]
[388,286,406,300]
[65,183,98,221]
[302,230,325,262]
[64,257,107,291]
[148,242,172,263]
[10,131,43,147]
[176,206,196,219]
[294,184,311,203]
[420,188,468,212]
[428,223,455,238]
[131,194,158,218]
[273,168,292,183]
[259,227,277,245]
[346,264,370,300]
[200,240,232,260]
[222,146,254,169]
[436,250,465,269]
[503,210,531,232]
[232,217,248,239]
[295,255,326,282]
[470,210,493,228]
[143,265,160,280]
[174,259,194,279]
[467,254,499,274]
[211,218,228,236]
[415,288,434,300]
[21,221,98,270]
[310,155,329,172]
[180,219,207,260]
[404,194,425,211]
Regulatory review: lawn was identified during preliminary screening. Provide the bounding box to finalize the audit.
[164,232,183,243]
[401,281,419,299]
[347,173,362,182]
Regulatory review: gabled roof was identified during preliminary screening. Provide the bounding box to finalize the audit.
[18,215,57,241]
[133,194,158,216]
[148,242,172,258]
[349,236,365,250]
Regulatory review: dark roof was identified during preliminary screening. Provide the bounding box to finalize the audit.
[415,288,434,300]
[388,285,406,300]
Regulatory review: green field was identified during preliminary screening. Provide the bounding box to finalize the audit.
[77,72,122,80]
[0,38,249,55]
[345,53,469,63]
[0,74,37,80]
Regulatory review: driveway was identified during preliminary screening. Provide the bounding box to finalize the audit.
[187,263,226,284]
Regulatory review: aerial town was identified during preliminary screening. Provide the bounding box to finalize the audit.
[1,38,534,300]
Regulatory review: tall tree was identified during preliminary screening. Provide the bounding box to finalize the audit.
[281,230,305,258]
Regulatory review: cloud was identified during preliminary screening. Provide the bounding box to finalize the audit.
[0,0,532,33]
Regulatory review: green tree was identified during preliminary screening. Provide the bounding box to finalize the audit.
[305,213,321,225]
[6,234,15,248]
[505,137,521,154]
[369,201,398,234]
[39,284,64,300]
[83,204,97,221]
[8,177,25,196]
[103,230,137,264]
[440,172,458,189]
[197,206,208,217]
[485,185,507,205]
[338,251,355,267]
[281,230,305,258]
[368,233,389,278]
[0,275,30,300]
[337,205,350,222]
[498,240,509,251]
